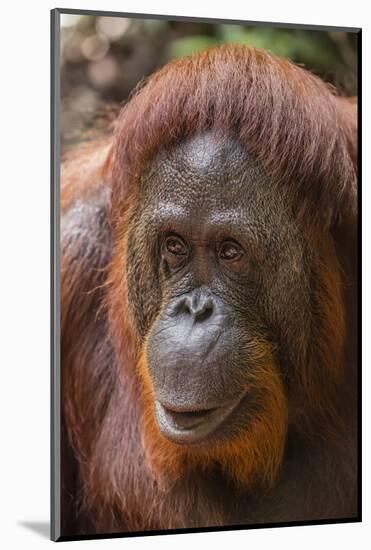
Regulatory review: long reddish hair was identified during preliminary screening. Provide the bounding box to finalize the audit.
[110,45,356,231]
[107,43,356,429]
[63,45,357,530]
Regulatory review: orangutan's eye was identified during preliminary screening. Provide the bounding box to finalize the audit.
[219,241,244,262]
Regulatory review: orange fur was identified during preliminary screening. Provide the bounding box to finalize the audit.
[61,45,357,532]
[105,210,342,489]
[61,136,113,212]
[291,233,346,436]
[137,342,288,490]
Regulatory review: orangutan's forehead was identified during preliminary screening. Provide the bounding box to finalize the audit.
[141,131,274,208]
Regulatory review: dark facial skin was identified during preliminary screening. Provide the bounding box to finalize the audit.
[126,132,311,446]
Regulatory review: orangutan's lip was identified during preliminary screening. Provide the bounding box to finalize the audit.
[154,395,244,445]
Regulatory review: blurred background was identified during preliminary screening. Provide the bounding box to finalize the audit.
[60,14,358,150]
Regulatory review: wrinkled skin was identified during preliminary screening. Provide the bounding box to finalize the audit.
[126,132,309,446]
[61,130,357,536]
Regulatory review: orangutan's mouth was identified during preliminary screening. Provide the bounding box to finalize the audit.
[154,395,244,445]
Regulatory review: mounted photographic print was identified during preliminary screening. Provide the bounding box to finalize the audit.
[51,8,361,542]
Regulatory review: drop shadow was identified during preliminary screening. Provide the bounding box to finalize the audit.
[18,521,50,539]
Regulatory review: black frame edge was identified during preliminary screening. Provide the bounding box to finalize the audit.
[57,516,361,543]
[356,27,362,523]
[51,7,61,543]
